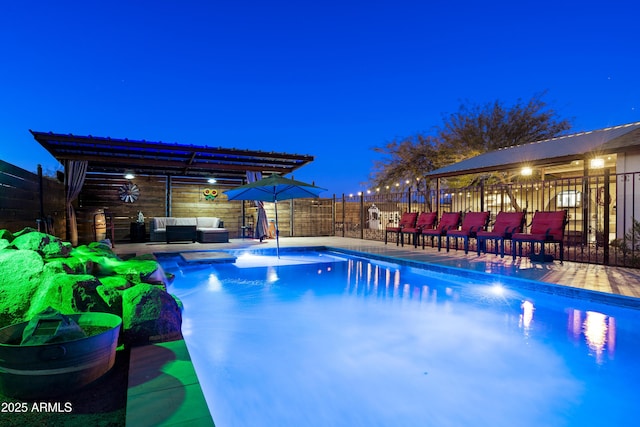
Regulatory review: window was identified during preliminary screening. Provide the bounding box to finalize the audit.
[557,190,581,208]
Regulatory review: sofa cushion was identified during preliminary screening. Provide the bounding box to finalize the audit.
[197,217,220,229]
[153,217,168,230]
[175,217,196,226]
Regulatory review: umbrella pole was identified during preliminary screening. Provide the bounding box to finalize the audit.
[274,199,280,258]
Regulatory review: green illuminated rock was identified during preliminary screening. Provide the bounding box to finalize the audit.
[0,228,182,345]
[26,273,111,319]
[43,256,88,275]
[11,229,72,258]
[0,229,14,242]
[96,275,133,315]
[0,249,44,326]
[112,259,168,288]
[0,239,10,251]
[122,283,182,344]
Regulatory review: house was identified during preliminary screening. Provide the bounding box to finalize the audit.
[425,121,640,248]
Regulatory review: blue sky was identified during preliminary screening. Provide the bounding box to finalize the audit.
[1,1,639,196]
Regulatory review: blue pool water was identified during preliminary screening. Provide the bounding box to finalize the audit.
[161,249,640,427]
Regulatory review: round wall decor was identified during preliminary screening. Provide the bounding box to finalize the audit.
[119,183,140,203]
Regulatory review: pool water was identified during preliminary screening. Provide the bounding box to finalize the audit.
[161,250,640,427]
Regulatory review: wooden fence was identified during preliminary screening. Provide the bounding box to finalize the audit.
[0,160,65,238]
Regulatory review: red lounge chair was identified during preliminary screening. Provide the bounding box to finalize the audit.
[421,212,461,251]
[476,211,525,258]
[384,212,418,246]
[511,210,568,262]
[401,212,438,248]
[446,211,490,254]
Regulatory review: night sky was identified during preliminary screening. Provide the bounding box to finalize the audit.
[1,1,638,196]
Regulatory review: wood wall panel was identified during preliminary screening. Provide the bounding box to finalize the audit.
[0,161,65,237]
[170,179,242,237]
[81,174,168,242]
[0,166,335,244]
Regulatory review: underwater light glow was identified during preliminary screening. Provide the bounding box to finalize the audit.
[207,273,222,292]
[266,266,279,283]
[490,283,505,295]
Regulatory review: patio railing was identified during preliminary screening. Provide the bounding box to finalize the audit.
[333,170,640,268]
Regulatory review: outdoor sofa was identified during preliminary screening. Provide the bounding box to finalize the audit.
[150,217,229,243]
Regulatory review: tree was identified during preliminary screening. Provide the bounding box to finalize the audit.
[370,92,572,191]
[370,134,445,191]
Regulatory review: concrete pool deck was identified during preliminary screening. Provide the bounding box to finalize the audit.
[117,236,640,426]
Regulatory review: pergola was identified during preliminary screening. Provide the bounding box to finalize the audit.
[30,130,314,186]
[30,130,316,245]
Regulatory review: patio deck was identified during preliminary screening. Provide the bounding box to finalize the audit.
[119,236,640,426]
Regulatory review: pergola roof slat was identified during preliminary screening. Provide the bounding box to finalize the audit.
[30,131,314,185]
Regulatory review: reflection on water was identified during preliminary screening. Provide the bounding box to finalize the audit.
[567,309,616,363]
[345,259,456,304]
[345,259,619,364]
[520,300,535,337]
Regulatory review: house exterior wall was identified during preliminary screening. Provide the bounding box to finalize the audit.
[615,153,640,238]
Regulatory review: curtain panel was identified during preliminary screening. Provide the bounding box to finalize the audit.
[65,160,88,246]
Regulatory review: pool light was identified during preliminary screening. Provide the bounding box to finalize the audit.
[490,283,505,296]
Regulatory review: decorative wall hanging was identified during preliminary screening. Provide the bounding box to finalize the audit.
[119,182,140,203]
[203,188,218,201]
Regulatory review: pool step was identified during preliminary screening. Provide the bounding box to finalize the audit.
[179,251,237,263]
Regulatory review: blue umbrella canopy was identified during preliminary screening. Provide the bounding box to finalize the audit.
[224,174,326,257]
[224,174,326,202]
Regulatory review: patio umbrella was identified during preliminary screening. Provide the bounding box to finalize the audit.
[224,174,327,257]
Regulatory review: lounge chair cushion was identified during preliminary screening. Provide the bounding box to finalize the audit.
[447,212,489,237]
[403,212,437,234]
[513,211,565,242]
[386,212,418,232]
[477,212,525,238]
[423,212,460,236]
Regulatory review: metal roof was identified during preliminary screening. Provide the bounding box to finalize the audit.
[425,122,640,179]
[30,130,314,185]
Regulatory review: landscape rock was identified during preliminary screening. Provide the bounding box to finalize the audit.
[26,274,111,319]
[0,249,45,326]
[122,283,182,344]
[11,229,72,258]
[0,228,182,346]
[0,229,14,242]
[96,275,134,316]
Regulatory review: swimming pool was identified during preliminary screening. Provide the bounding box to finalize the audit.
[161,248,640,427]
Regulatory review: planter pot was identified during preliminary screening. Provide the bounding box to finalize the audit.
[0,312,122,399]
